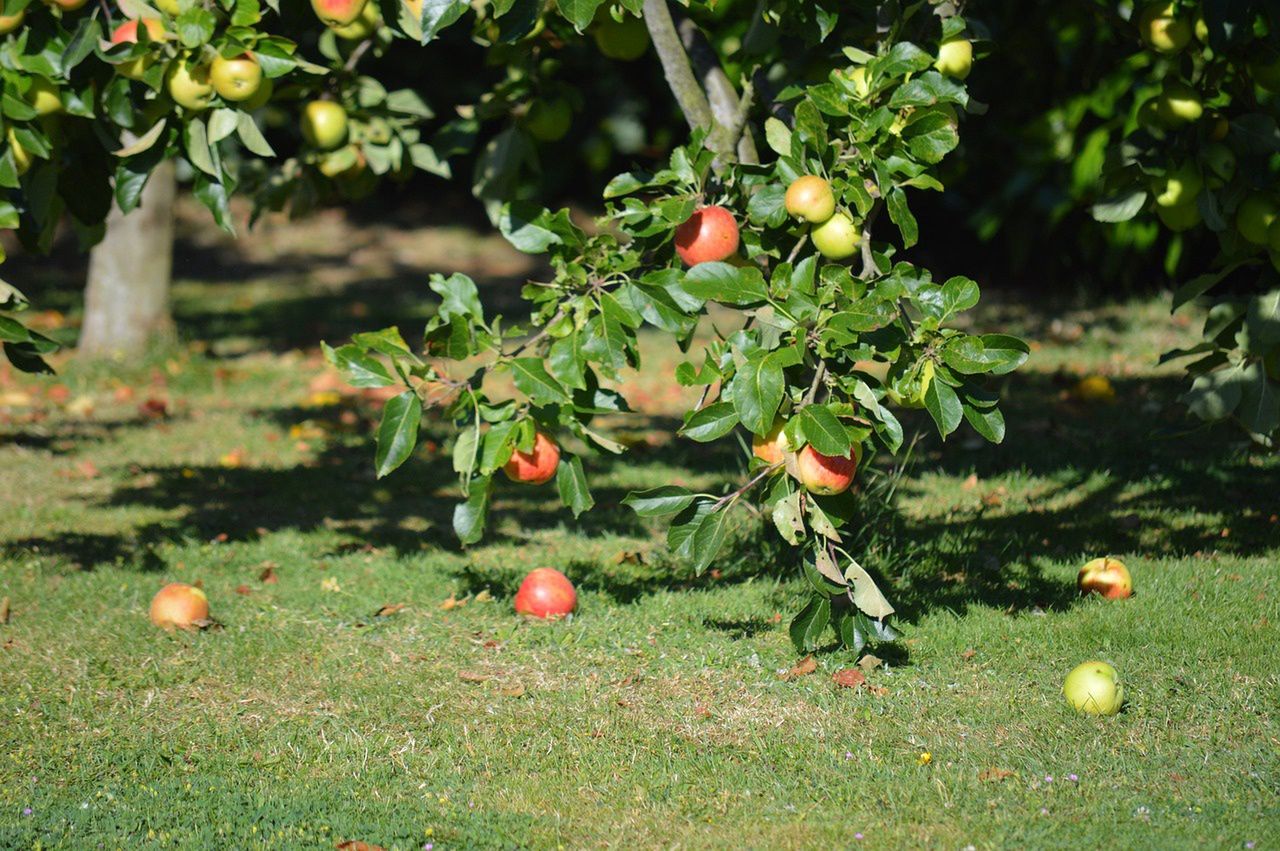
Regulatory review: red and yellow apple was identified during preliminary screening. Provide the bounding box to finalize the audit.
[0,8,25,35]
[311,0,368,26]
[331,0,380,38]
[301,100,349,150]
[793,443,861,496]
[502,430,560,485]
[674,205,740,266]
[1077,557,1132,599]
[751,419,789,465]
[27,78,63,116]
[785,175,836,223]
[110,18,166,80]
[514,567,577,618]
[210,53,263,102]
[166,59,214,111]
[149,582,210,631]
[1063,660,1124,715]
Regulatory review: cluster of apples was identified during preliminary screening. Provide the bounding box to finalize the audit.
[752,418,861,496]
[0,0,96,36]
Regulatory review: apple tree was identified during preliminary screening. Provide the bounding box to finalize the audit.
[0,0,1028,652]
[1089,1,1280,446]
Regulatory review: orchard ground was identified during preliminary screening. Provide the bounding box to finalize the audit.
[1,204,1278,848]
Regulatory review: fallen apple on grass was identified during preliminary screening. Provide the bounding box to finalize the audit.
[1078,557,1132,599]
[1063,660,1125,715]
[149,583,210,631]
[514,568,576,618]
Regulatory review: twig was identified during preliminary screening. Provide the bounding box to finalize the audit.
[505,307,565,358]
[97,0,113,27]
[785,234,809,265]
[860,200,883,280]
[803,359,827,406]
[343,38,374,73]
[711,461,783,511]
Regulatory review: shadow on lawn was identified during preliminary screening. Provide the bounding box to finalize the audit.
[3,373,1275,628]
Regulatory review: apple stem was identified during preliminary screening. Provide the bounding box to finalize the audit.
[97,0,113,27]
[711,460,783,512]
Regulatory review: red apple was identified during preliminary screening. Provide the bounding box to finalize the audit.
[110,18,165,80]
[502,430,560,485]
[149,583,209,631]
[674,206,740,266]
[514,568,576,618]
[310,0,368,27]
[793,443,861,496]
[1077,557,1132,599]
[785,175,836,223]
[751,419,789,465]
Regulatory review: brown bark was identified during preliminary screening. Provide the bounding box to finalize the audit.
[79,161,176,357]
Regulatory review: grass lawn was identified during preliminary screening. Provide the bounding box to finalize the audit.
[1,216,1278,848]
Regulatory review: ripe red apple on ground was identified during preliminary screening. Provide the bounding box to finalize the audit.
[1078,557,1132,599]
[1063,660,1124,715]
[674,206,740,266]
[514,568,576,618]
[792,443,861,496]
[502,430,560,485]
[149,583,209,631]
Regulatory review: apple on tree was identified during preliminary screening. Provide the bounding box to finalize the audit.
[593,13,649,61]
[784,175,836,223]
[524,98,573,143]
[1077,557,1132,599]
[0,8,24,35]
[934,37,973,80]
[301,100,349,150]
[1237,194,1279,246]
[1138,1,1192,54]
[752,419,788,466]
[674,206,740,266]
[331,0,381,39]
[166,58,215,112]
[514,568,577,618]
[110,18,167,80]
[810,212,861,260]
[1063,660,1125,715]
[1155,81,1203,125]
[149,583,210,631]
[310,0,368,27]
[503,430,560,485]
[791,443,861,496]
[26,78,63,116]
[210,54,263,103]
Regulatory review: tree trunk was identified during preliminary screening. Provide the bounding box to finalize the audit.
[79,161,177,357]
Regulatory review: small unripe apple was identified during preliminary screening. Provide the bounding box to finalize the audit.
[318,145,366,178]
[1138,2,1191,54]
[1201,143,1236,188]
[1193,15,1208,43]
[502,430,560,485]
[1063,660,1124,715]
[1155,200,1200,232]
[7,128,32,176]
[514,568,577,618]
[1237,194,1279,245]
[674,206,740,266]
[311,0,368,26]
[210,53,263,102]
[810,212,861,261]
[785,175,836,223]
[1078,557,1133,599]
[1150,162,1201,208]
[793,443,861,496]
[0,9,25,35]
[149,582,210,631]
[934,37,973,80]
[1155,82,1202,125]
[110,19,166,80]
[751,419,789,465]
[155,0,182,14]
[593,15,649,61]
[27,78,63,116]
[525,97,572,142]
[847,66,871,98]
[301,100,349,150]
[331,0,380,38]
[166,59,215,112]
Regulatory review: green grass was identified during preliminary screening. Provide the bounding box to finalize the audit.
[2,233,1279,847]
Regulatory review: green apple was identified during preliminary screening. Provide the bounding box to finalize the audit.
[241,75,274,111]
[166,59,214,112]
[1150,162,1202,207]
[525,97,572,142]
[1063,660,1124,715]
[785,175,836,223]
[210,53,263,102]
[593,15,649,61]
[301,100,348,150]
[1156,81,1203,125]
[1156,200,1201,232]
[1237,194,1279,245]
[934,37,973,80]
[1249,55,1280,93]
[1201,143,1236,188]
[810,212,860,260]
[1138,2,1191,54]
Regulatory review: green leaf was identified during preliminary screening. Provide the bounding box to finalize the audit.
[797,404,853,457]
[623,486,695,517]
[730,351,785,434]
[680,402,739,442]
[429,273,483,321]
[682,262,768,306]
[747,184,788,228]
[843,557,895,619]
[668,499,715,558]
[114,120,167,157]
[962,400,1005,443]
[511,357,570,405]
[924,376,963,438]
[771,489,804,545]
[351,326,422,364]
[452,425,480,477]
[183,117,218,177]
[235,112,275,157]
[940,276,979,317]
[789,595,831,653]
[556,454,594,518]
[1246,290,1280,346]
[453,475,491,545]
[885,186,918,248]
[688,505,733,576]
[1091,189,1147,223]
[374,391,422,478]
[556,0,604,30]
[322,342,396,387]
[764,117,792,157]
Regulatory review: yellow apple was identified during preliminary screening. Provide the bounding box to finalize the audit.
[785,175,836,223]
[1063,660,1124,715]
[27,78,63,116]
[166,59,214,111]
[934,37,972,80]
[210,53,263,102]
[810,212,860,260]
[301,100,349,149]
[1138,2,1191,54]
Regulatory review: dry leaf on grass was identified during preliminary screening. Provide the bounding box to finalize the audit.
[832,669,866,689]
[857,654,884,674]
[235,585,252,596]
[441,594,464,610]
[500,684,526,698]
[259,564,278,584]
[373,603,406,618]
[458,671,491,683]
[335,842,385,851]
[979,767,1016,782]
[0,597,9,625]
[780,655,818,680]
[961,648,977,661]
